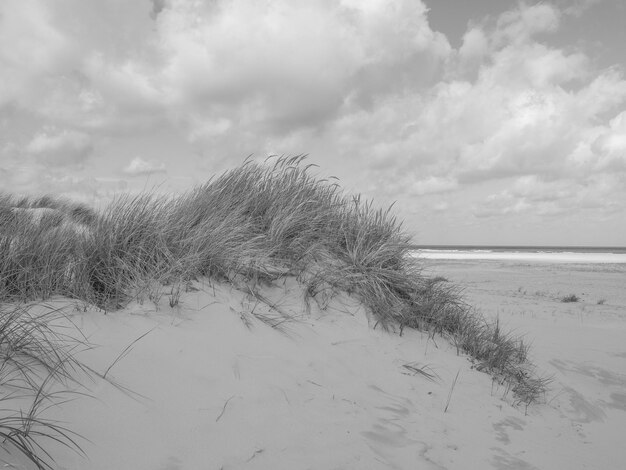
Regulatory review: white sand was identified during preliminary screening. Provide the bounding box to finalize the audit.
[2,261,625,469]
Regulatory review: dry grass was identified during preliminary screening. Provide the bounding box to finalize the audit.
[0,155,548,463]
[0,303,87,469]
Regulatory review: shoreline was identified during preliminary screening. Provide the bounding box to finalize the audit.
[414,250,626,264]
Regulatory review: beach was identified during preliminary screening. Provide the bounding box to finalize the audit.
[1,163,624,469]
[422,257,626,468]
[2,0,626,468]
[0,256,621,469]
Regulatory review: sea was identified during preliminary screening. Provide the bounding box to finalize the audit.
[412,245,626,264]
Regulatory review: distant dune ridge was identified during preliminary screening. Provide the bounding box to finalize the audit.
[0,207,92,244]
[0,196,96,297]
[0,157,546,469]
[0,195,96,233]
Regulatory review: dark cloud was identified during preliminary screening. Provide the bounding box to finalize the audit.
[150,0,167,20]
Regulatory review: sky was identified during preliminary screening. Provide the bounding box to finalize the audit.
[1,0,625,246]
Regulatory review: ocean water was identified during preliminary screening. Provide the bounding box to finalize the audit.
[412,246,626,264]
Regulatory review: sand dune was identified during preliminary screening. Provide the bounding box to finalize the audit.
[0,162,622,469]
[1,259,622,469]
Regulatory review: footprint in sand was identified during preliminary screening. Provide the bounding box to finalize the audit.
[563,386,606,423]
[493,416,526,445]
[361,389,417,448]
[606,391,626,411]
[361,421,415,448]
[491,447,539,470]
[360,395,422,468]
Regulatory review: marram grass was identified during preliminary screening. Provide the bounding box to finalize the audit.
[0,303,88,469]
[0,156,547,464]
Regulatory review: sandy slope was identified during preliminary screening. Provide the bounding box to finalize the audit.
[423,260,626,469]
[3,261,625,469]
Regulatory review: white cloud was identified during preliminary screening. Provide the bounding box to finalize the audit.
[493,2,561,46]
[0,0,73,106]
[187,118,232,142]
[432,201,449,212]
[472,173,625,219]
[298,1,626,235]
[562,0,602,17]
[410,176,458,196]
[510,176,574,201]
[0,0,625,243]
[123,157,166,176]
[26,128,93,167]
[150,0,452,139]
[0,0,452,138]
[458,27,489,67]
[590,110,626,172]
[473,192,532,218]
[391,8,625,186]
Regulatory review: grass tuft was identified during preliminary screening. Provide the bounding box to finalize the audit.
[560,294,580,303]
[0,303,88,468]
[0,156,548,463]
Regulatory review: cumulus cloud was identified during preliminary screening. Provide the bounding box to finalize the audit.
[492,2,561,46]
[123,157,166,176]
[473,172,624,219]
[561,0,602,17]
[458,27,489,71]
[147,0,452,140]
[473,192,531,218]
[590,111,626,172]
[25,128,93,167]
[0,0,73,107]
[360,3,626,189]
[0,0,625,242]
[410,176,458,196]
[2,0,451,137]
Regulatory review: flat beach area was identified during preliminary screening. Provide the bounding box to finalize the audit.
[422,257,626,468]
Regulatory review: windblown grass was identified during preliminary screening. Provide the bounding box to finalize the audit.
[0,303,87,469]
[0,156,547,462]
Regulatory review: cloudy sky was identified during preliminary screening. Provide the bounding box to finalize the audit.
[1,0,625,246]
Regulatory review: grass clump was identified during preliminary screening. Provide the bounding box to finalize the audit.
[560,294,580,303]
[0,303,87,469]
[0,156,547,456]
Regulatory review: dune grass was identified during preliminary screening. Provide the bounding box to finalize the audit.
[0,156,547,462]
[560,293,580,303]
[0,303,87,469]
